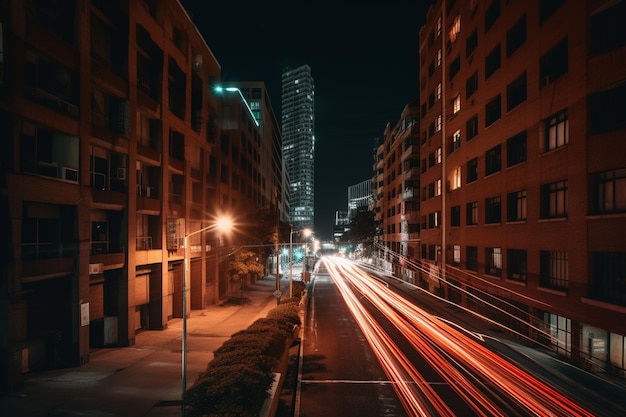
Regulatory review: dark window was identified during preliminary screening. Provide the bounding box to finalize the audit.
[507,190,527,221]
[593,168,626,214]
[485,196,501,224]
[590,1,626,55]
[466,246,478,271]
[428,211,440,228]
[589,83,626,134]
[507,72,527,111]
[451,205,461,227]
[539,0,565,24]
[485,44,501,79]
[466,72,478,99]
[590,251,626,306]
[485,95,501,127]
[485,0,501,32]
[429,90,436,108]
[429,59,435,77]
[544,108,568,151]
[485,247,502,276]
[449,55,461,80]
[506,14,526,57]
[466,201,478,225]
[466,114,478,140]
[540,251,568,291]
[540,37,568,89]
[541,180,568,218]
[467,157,478,183]
[507,249,527,282]
[506,130,527,167]
[466,28,478,58]
[485,144,501,175]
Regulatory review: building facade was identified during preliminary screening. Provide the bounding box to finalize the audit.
[347,179,373,219]
[418,0,626,375]
[281,65,315,232]
[372,101,421,282]
[0,0,286,389]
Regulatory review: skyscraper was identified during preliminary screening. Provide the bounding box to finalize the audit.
[281,65,315,232]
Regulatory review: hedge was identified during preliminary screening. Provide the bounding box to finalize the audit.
[183,293,303,417]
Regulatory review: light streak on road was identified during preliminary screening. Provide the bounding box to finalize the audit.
[321,256,596,417]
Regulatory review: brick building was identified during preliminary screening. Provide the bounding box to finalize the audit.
[0,0,287,389]
[417,0,626,375]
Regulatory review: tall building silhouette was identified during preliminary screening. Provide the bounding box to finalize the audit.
[281,65,315,232]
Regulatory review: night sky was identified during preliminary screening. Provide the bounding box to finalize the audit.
[179,0,433,240]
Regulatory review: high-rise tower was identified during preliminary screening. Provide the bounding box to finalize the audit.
[281,65,315,232]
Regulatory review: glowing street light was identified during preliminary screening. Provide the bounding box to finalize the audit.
[182,215,232,416]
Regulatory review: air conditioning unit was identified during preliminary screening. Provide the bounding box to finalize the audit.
[89,263,104,275]
[116,167,126,180]
[61,167,79,183]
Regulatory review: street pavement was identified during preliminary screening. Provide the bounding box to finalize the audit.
[0,273,298,417]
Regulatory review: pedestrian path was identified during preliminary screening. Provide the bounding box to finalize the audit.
[0,274,294,417]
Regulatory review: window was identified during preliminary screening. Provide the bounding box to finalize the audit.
[485,144,501,175]
[451,205,461,226]
[506,14,526,57]
[450,166,461,190]
[541,180,568,218]
[507,130,527,167]
[590,1,626,56]
[452,95,461,114]
[449,55,461,80]
[486,247,502,276]
[449,15,461,43]
[467,246,478,271]
[485,196,501,224]
[0,22,4,85]
[539,0,565,24]
[590,252,626,305]
[540,251,568,291]
[540,37,568,89]
[485,95,501,127]
[507,72,527,111]
[507,249,527,282]
[436,114,442,132]
[466,28,478,58]
[429,90,436,108]
[593,168,626,214]
[466,201,478,225]
[466,114,478,140]
[507,190,527,222]
[428,180,441,198]
[453,245,461,266]
[466,72,478,99]
[451,130,461,152]
[467,157,478,183]
[544,108,568,151]
[485,0,501,32]
[589,83,626,134]
[485,44,501,79]
[428,211,441,228]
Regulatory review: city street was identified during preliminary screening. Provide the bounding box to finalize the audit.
[295,257,626,417]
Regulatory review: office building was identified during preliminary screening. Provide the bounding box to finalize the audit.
[0,0,286,389]
[418,0,626,375]
[281,65,315,232]
[347,179,373,219]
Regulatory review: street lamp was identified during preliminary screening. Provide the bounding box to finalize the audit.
[302,228,312,273]
[289,225,293,297]
[182,215,232,416]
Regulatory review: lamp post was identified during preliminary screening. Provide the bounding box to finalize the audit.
[289,225,293,297]
[182,215,232,416]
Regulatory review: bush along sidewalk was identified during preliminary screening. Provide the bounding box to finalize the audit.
[183,281,306,417]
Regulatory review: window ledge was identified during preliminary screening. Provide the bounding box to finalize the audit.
[538,217,567,223]
[581,297,626,314]
[537,286,567,296]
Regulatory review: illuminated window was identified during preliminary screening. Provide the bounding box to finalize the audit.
[437,49,442,67]
[436,16,442,37]
[466,201,478,225]
[544,108,568,151]
[593,168,626,214]
[507,190,527,221]
[453,245,461,265]
[486,247,502,276]
[450,166,461,190]
[435,115,442,132]
[450,130,461,153]
[449,15,461,43]
[452,95,461,114]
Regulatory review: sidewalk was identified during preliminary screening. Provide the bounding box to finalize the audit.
[0,274,295,417]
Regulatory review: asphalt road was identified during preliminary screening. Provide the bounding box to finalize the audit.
[293,258,626,417]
